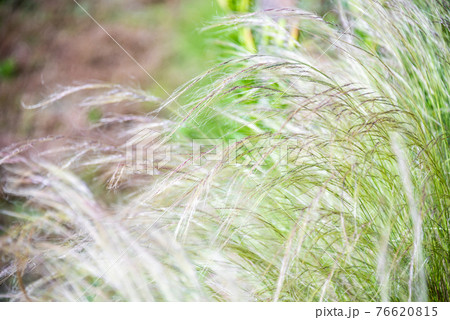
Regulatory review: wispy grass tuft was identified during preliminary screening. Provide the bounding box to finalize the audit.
[0,0,448,301]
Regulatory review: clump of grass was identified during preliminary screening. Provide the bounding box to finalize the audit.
[0,0,449,301]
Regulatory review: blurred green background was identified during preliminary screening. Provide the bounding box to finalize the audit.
[0,0,226,146]
[0,0,334,147]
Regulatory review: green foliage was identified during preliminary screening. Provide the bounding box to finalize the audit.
[0,58,17,80]
[217,0,254,12]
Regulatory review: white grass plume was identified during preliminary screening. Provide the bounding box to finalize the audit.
[1,0,449,301]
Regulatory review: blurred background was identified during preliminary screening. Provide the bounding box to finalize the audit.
[0,0,226,147]
[0,0,333,147]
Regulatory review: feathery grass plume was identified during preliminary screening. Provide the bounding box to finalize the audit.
[1,0,449,301]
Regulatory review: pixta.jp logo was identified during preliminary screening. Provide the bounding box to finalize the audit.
[126,128,171,175]
[126,128,304,175]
